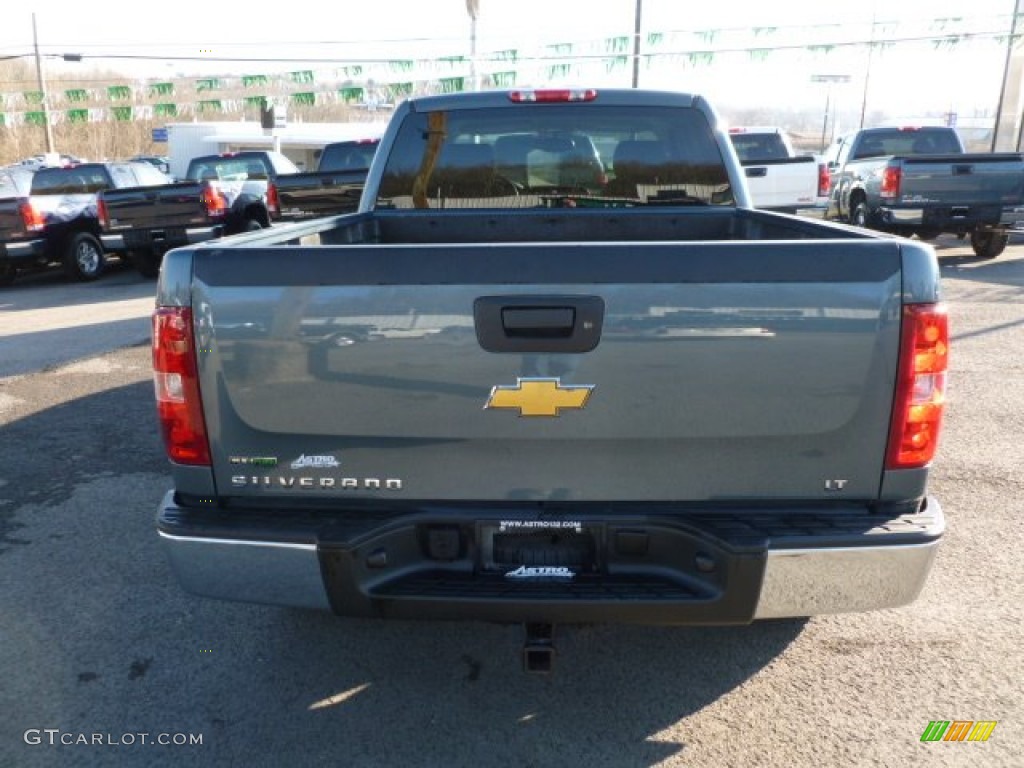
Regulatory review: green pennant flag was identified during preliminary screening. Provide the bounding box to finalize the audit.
[749,48,771,62]
[338,87,365,102]
[197,100,223,113]
[242,75,269,88]
[67,109,89,123]
[196,78,221,92]
[438,77,464,94]
[546,63,572,79]
[0,114,6,127]
[65,89,89,103]
[438,55,465,68]
[492,71,517,87]
[24,91,44,105]
[25,111,48,125]
[606,56,629,73]
[492,49,518,62]
[387,82,413,99]
[112,106,133,121]
[389,60,414,73]
[290,70,314,84]
[291,92,316,106]
[605,36,629,53]
[155,103,178,117]
[546,43,573,56]
[108,85,132,100]
[150,82,175,97]
[244,95,267,107]
[646,32,663,46]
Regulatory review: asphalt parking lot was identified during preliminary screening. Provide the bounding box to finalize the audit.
[0,237,1021,767]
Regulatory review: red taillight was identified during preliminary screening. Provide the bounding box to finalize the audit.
[886,304,948,469]
[817,163,830,198]
[18,201,45,233]
[153,307,211,466]
[97,195,110,230]
[266,182,280,218]
[880,166,901,199]
[200,182,228,219]
[509,89,597,103]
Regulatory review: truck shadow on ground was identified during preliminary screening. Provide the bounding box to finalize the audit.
[239,609,808,767]
[1,378,807,768]
[938,253,1024,289]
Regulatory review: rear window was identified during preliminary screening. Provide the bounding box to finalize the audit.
[318,140,380,172]
[852,129,963,160]
[185,153,296,181]
[729,132,791,162]
[30,165,112,195]
[375,104,733,210]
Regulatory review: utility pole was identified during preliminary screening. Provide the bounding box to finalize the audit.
[991,0,1024,151]
[32,12,56,157]
[631,0,643,88]
[858,7,877,129]
[466,0,479,91]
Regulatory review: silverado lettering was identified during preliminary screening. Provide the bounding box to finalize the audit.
[230,476,403,490]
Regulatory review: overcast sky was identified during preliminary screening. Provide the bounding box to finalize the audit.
[0,0,1015,117]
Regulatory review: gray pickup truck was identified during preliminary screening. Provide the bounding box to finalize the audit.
[152,89,947,671]
[825,125,1024,258]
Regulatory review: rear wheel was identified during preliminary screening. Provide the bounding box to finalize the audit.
[915,229,942,241]
[63,232,105,281]
[850,201,870,228]
[970,230,1009,259]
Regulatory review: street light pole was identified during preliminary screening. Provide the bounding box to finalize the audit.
[31,12,56,156]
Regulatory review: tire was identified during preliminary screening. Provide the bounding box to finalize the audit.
[915,229,942,241]
[63,232,105,281]
[850,202,870,228]
[243,219,263,232]
[970,230,1009,259]
[129,249,162,279]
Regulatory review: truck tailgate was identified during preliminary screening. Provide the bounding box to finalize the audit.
[192,240,902,503]
[103,183,206,229]
[742,156,819,210]
[897,153,1024,205]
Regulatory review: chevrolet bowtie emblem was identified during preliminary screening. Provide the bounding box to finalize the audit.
[484,377,594,417]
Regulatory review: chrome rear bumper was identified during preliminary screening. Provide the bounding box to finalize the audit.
[157,493,943,621]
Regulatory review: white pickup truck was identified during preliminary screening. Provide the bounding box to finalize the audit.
[728,126,829,213]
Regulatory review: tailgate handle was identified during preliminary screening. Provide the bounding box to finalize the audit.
[502,307,575,338]
[745,167,768,178]
[475,296,604,353]
[953,164,972,175]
